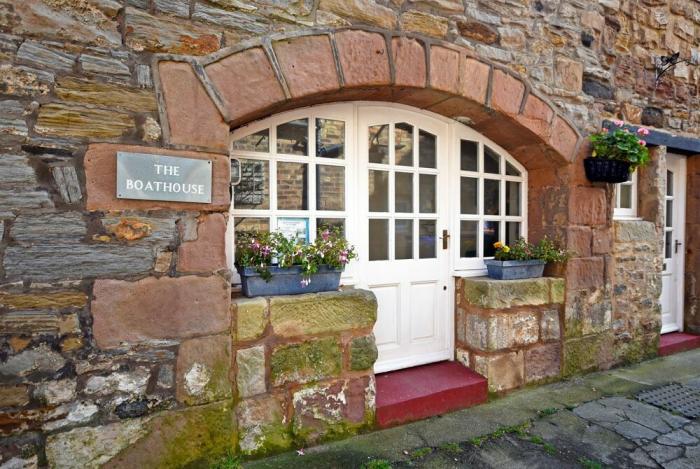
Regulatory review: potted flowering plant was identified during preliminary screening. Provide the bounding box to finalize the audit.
[484,237,569,280]
[585,120,650,183]
[235,227,357,297]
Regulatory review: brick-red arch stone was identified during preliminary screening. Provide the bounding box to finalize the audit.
[155,28,581,171]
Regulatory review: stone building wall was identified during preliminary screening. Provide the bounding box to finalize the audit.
[686,154,700,333]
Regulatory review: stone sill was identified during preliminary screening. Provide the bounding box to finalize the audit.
[457,276,564,309]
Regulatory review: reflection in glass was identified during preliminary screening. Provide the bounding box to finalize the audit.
[461,177,478,214]
[506,181,521,216]
[666,200,673,227]
[368,125,389,164]
[419,174,436,213]
[316,119,345,159]
[419,220,436,259]
[419,130,436,168]
[665,231,672,259]
[369,219,389,261]
[277,162,308,210]
[505,160,521,176]
[483,221,500,257]
[460,140,478,172]
[369,170,389,212]
[506,222,520,246]
[484,179,500,215]
[395,172,413,213]
[234,217,269,236]
[667,171,673,196]
[484,146,500,174]
[317,218,345,235]
[619,184,632,209]
[277,119,308,155]
[460,220,478,258]
[235,159,270,209]
[395,123,413,166]
[316,165,345,211]
[395,219,413,260]
[232,129,269,152]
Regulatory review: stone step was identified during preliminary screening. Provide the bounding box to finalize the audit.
[659,332,700,356]
[375,361,488,428]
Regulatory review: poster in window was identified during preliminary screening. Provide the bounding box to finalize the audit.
[277,217,309,243]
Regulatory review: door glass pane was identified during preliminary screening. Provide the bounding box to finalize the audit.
[460,177,478,214]
[235,159,270,209]
[277,119,308,155]
[460,220,478,258]
[316,165,345,211]
[506,181,521,216]
[395,123,413,166]
[369,219,389,261]
[484,146,500,174]
[419,220,436,259]
[419,174,436,213]
[232,129,269,153]
[664,231,672,259]
[317,218,345,235]
[419,130,436,168]
[484,179,500,215]
[369,170,389,212]
[666,200,673,227]
[316,119,345,159]
[234,217,269,236]
[368,125,389,164]
[619,184,632,209]
[277,162,308,210]
[506,222,520,245]
[483,221,500,257]
[505,160,521,176]
[395,219,413,260]
[395,172,413,213]
[460,140,478,172]
[667,171,673,196]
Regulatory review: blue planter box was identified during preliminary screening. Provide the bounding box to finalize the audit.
[484,259,545,280]
[237,265,343,297]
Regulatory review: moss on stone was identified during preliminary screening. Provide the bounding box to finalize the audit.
[270,337,341,386]
[614,333,659,365]
[233,297,267,342]
[350,335,378,371]
[562,333,613,377]
[459,277,551,309]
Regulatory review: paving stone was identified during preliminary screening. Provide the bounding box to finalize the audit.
[614,420,659,441]
[641,442,684,464]
[657,429,699,447]
[685,423,700,439]
[629,448,658,468]
[573,401,625,425]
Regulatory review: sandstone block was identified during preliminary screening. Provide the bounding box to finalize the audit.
[84,367,151,396]
[554,56,583,92]
[233,297,268,342]
[176,335,232,405]
[566,257,606,291]
[16,41,75,73]
[54,77,157,112]
[237,345,266,398]
[569,186,607,226]
[473,351,524,392]
[615,220,657,243]
[458,277,558,309]
[92,275,230,348]
[562,332,614,377]
[490,69,525,117]
[525,342,561,383]
[237,395,291,455]
[270,290,376,337]
[460,58,491,104]
[549,116,579,163]
[515,93,554,141]
[79,54,130,79]
[270,337,341,386]
[540,309,562,341]
[400,10,448,38]
[392,37,426,88]
[349,335,378,371]
[489,311,539,350]
[273,35,340,98]
[0,385,30,408]
[177,213,228,273]
[429,46,460,95]
[319,0,397,30]
[335,30,391,88]
[35,102,134,139]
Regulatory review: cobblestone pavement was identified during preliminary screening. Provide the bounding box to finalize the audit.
[245,350,700,469]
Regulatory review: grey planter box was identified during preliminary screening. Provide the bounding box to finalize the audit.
[484,259,545,280]
[237,265,343,297]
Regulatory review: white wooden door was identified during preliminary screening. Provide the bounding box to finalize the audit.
[357,106,452,373]
[660,154,687,334]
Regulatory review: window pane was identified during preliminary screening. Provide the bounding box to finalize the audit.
[395,219,413,260]
[666,200,673,227]
[419,174,436,213]
[484,179,500,215]
[419,130,436,168]
[419,220,436,259]
[505,160,521,176]
[506,181,521,216]
[316,165,345,211]
[369,170,389,212]
[619,184,632,209]
[368,125,389,164]
[484,146,500,174]
[277,119,308,155]
[460,140,478,171]
[232,129,269,152]
[483,221,500,257]
[460,220,478,258]
[667,171,673,196]
[317,218,345,236]
[316,118,344,159]
[235,159,270,209]
[460,177,478,215]
[395,172,413,213]
[665,231,672,259]
[277,162,308,210]
[234,217,269,236]
[369,219,389,261]
[395,122,413,166]
[506,222,520,245]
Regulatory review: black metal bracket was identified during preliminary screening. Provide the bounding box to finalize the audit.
[655,52,693,88]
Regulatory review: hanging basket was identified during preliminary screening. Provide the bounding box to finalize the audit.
[583,158,631,183]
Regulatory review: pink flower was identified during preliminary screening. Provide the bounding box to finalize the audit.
[637,127,650,136]
[639,140,647,146]
[321,229,330,241]
[300,278,311,287]
[601,127,609,133]
[613,119,624,127]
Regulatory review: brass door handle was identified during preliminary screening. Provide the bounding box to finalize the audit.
[440,229,450,250]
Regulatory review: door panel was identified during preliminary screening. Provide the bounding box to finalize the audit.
[357,107,451,373]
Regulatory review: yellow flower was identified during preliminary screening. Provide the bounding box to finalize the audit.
[493,241,503,249]
[503,246,511,253]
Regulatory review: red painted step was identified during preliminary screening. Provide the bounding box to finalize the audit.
[659,332,700,356]
[375,361,488,428]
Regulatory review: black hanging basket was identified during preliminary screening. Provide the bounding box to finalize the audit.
[583,158,631,183]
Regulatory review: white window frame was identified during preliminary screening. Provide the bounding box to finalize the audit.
[613,171,639,219]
